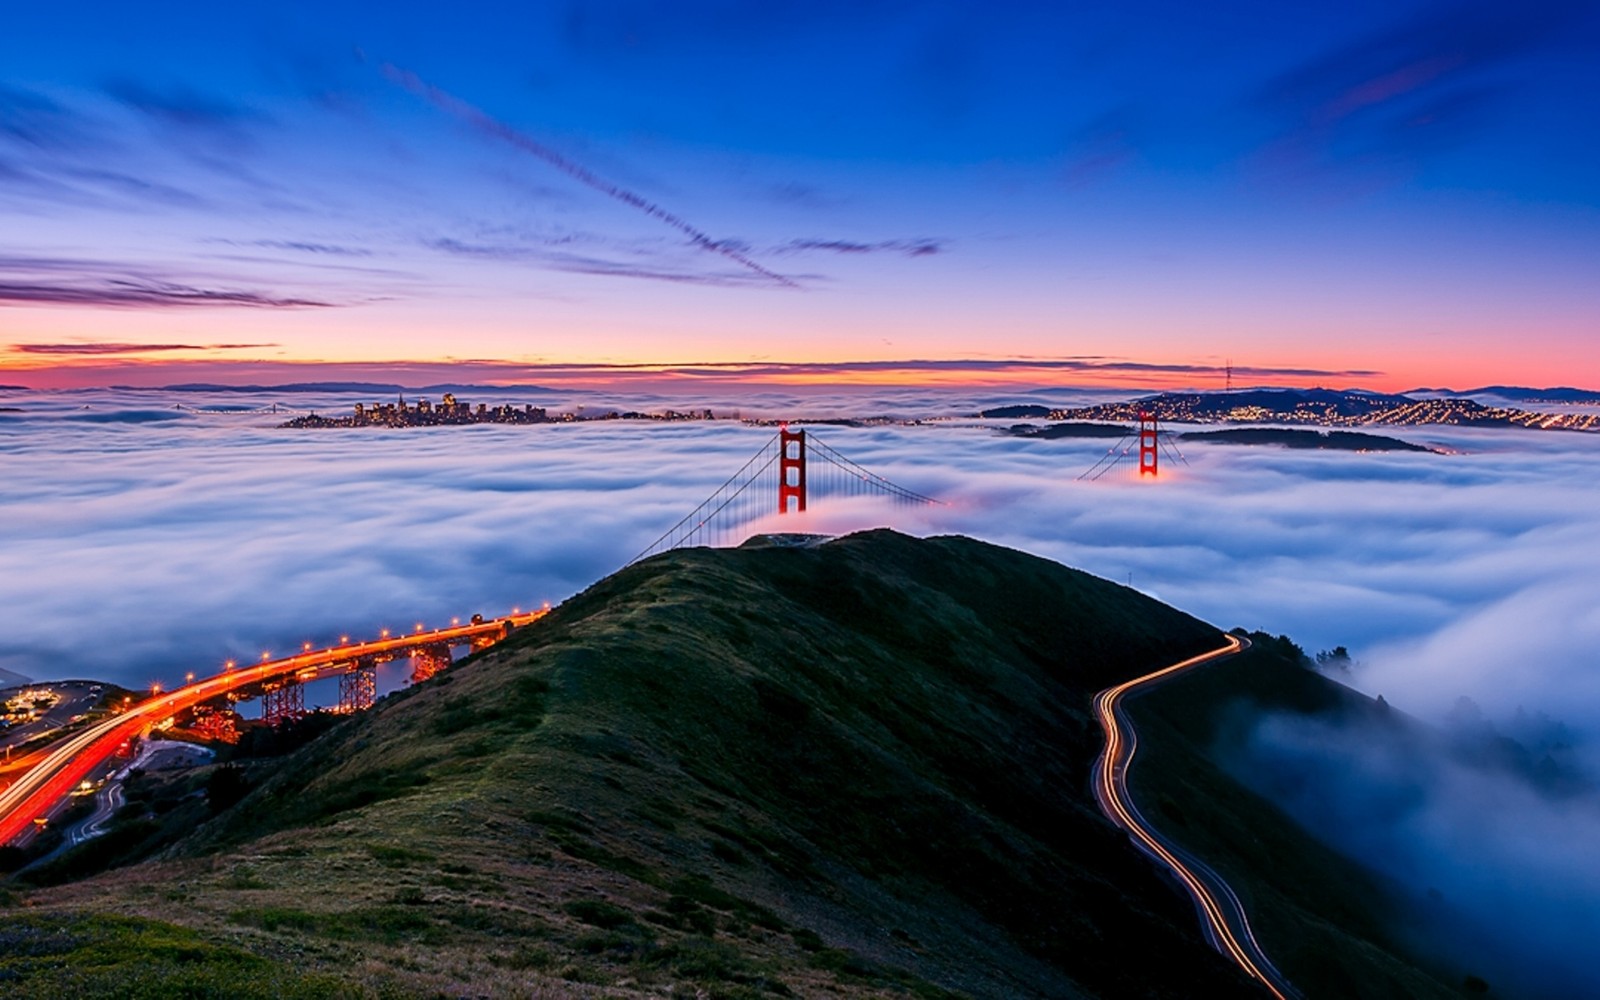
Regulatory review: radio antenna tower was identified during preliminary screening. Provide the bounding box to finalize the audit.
[1225,359,1233,392]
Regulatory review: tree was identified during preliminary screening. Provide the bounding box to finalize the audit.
[1314,646,1352,671]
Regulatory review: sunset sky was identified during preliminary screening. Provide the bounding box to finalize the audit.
[3,1,1597,391]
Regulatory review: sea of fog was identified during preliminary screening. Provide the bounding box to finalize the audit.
[4,384,1596,728]
[5,383,1600,995]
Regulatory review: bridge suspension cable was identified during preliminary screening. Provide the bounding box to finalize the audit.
[631,432,783,562]
[807,436,943,506]
[631,427,941,563]
[1077,413,1187,481]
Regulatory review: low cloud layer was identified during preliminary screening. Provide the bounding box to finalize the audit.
[3,388,1594,717]
[2,385,1599,989]
[1232,708,1600,998]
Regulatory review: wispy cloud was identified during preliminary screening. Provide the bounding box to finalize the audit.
[381,61,801,288]
[0,255,337,309]
[0,84,94,150]
[1061,106,1141,188]
[1253,0,1592,176]
[243,240,374,258]
[103,78,265,131]
[0,278,332,309]
[775,238,942,257]
[10,342,274,356]
[763,181,847,210]
[425,236,781,288]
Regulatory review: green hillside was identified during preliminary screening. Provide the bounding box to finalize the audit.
[4,530,1470,998]
[12,530,1263,998]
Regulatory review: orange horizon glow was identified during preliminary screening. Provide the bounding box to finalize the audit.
[3,345,1596,396]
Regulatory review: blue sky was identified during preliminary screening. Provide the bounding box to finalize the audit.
[2,1,1598,389]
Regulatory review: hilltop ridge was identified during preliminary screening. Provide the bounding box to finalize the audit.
[26,530,1258,997]
[6,531,1468,998]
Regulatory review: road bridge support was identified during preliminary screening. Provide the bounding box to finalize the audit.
[410,642,453,684]
[338,659,377,714]
[261,678,305,727]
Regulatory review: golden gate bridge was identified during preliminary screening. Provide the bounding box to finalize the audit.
[1077,411,1188,481]
[4,416,1217,852]
[632,425,943,561]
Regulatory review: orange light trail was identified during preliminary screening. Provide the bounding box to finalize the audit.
[0,608,549,846]
[1092,635,1298,1000]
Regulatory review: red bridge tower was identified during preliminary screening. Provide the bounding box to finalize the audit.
[1138,411,1159,477]
[779,426,807,513]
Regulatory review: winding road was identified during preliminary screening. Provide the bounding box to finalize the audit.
[1092,634,1302,1000]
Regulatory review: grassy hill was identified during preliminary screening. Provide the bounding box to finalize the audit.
[8,530,1268,998]
[2,530,1473,998]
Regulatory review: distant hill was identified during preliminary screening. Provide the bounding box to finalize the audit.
[1410,386,1600,405]
[976,404,1053,419]
[1005,421,1132,439]
[1052,388,1600,432]
[19,532,1460,997]
[1179,428,1438,453]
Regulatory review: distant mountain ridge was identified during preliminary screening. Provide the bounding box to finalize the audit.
[1048,387,1600,432]
[1408,385,1600,404]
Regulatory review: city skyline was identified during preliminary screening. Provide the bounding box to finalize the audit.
[3,1,1598,392]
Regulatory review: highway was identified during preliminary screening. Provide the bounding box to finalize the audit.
[1,681,105,755]
[0,609,548,846]
[1092,634,1302,1000]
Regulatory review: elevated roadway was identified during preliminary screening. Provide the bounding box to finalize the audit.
[0,610,547,846]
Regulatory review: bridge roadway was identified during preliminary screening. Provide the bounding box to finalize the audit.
[0,610,548,846]
[1092,634,1301,1000]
